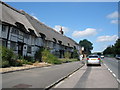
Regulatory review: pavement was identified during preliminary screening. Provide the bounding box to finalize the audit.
[2,61,84,88]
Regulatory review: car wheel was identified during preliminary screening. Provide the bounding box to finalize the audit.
[87,64,89,66]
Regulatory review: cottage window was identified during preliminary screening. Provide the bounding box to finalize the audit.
[11,27,18,34]
[2,25,7,32]
[24,33,29,39]
[2,40,7,47]
[27,46,31,53]
[53,42,56,48]
[10,41,16,51]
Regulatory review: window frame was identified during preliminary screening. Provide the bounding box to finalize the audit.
[27,45,31,53]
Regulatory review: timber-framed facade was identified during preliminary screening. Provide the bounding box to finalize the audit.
[0,1,81,58]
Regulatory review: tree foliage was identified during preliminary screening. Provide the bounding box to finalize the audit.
[79,39,93,55]
[103,39,120,55]
[114,39,120,54]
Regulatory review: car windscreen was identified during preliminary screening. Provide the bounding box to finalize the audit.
[117,55,120,57]
[89,56,99,58]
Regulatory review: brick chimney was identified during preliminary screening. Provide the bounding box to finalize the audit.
[59,27,64,35]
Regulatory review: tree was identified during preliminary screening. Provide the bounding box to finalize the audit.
[103,39,120,56]
[114,39,120,54]
[103,46,115,55]
[79,39,93,55]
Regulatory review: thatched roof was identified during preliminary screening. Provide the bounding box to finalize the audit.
[1,1,79,48]
[0,1,37,35]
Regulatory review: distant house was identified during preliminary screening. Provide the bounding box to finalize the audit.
[0,1,81,58]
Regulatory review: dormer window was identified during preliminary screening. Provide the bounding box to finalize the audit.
[68,43,70,46]
[39,33,46,40]
[2,25,7,32]
[58,40,62,45]
[11,27,18,34]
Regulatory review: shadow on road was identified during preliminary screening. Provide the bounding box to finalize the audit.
[86,64,101,67]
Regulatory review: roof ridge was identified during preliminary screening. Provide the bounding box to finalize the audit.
[1,1,24,15]
[21,10,63,35]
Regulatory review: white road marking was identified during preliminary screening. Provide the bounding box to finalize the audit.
[69,74,73,78]
[117,79,120,83]
[108,68,110,71]
[109,70,112,73]
[69,72,76,78]
[54,80,64,88]
[112,73,116,78]
[104,63,119,83]
[104,63,108,68]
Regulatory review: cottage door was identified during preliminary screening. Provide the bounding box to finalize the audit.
[18,42,24,56]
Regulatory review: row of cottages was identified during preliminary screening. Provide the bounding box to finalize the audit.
[0,1,81,58]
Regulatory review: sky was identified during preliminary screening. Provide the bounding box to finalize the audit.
[6,2,118,53]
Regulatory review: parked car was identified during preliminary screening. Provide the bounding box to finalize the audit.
[115,55,120,60]
[100,55,104,59]
[86,55,101,66]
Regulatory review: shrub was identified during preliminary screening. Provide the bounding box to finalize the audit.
[42,49,50,62]
[1,46,14,61]
[64,51,71,59]
[24,55,35,63]
[1,60,10,68]
[42,49,61,64]
[0,46,14,67]
[13,59,23,66]
[72,49,79,59]
[34,47,44,62]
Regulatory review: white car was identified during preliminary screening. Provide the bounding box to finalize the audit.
[101,55,104,59]
[116,55,120,60]
[86,55,101,66]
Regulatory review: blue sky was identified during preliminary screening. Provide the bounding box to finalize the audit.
[7,2,118,52]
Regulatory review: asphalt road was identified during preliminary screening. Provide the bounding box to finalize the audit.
[54,63,118,88]
[2,61,83,88]
[103,57,118,79]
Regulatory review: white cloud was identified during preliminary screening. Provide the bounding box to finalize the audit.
[32,16,39,20]
[72,28,97,38]
[107,11,118,19]
[107,11,119,24]
[110,19,118,24]
[96,35,118,42]
[53,25,69,34]
[30,13,39,20]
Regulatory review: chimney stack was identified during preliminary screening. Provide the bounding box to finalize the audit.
[59,26,64,35]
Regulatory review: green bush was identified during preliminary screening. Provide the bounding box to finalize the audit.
[34,47,44,62]
[42,49,61,64]
[0,46,14,67]
[24,55,35,63]
[59,58,79,63]
[13,59,23,66]
[1,60,10,68]
[1,46,14,61]
[0,46,24,67]
[64,51,71,59]
[72,49,79,59]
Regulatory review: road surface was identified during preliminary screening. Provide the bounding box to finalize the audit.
[103,57,118,79]
[2,58,119,89]
[2,61,83,88]
[54,63,118,88]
